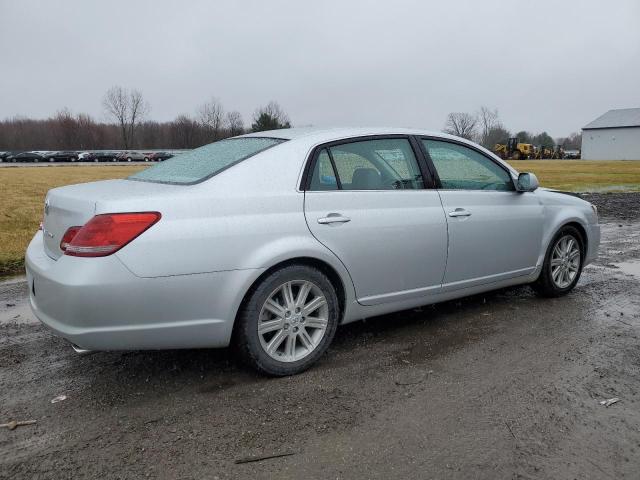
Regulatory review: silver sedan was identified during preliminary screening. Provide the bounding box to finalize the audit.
[26,128,600,375]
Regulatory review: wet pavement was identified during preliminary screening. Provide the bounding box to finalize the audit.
[1,194,639,479]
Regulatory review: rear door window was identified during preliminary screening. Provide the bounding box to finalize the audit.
[309,149,339,190]
[308,138,424,191]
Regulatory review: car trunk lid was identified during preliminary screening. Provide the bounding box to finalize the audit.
[41,179,181,260]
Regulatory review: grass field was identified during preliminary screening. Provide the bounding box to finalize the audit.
[508,160,640,193]
[0,166,145,276]
[1,160,639,277]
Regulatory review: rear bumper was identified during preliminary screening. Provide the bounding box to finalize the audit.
[25,232,260,351]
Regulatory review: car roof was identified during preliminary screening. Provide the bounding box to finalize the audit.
[239,126,497,153]
[240,126,454,141]
[238,126,516,174]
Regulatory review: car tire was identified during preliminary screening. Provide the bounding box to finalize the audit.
[234,265,339,376]
[126,157,132,162]
[532,225,584,298]
[144,157,149,162]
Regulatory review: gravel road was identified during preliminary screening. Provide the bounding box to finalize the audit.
[1,193,639,479]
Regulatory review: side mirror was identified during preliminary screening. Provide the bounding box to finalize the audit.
[516,172,539,192]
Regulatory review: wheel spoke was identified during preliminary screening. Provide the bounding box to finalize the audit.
[284,334,296,359]
[304,316,328,329]
[264,298,286,318]
[298,328,314,350]
[551,258,562,267]
[282,282,295,309]
[553,244,563,258]
[569,249,580,260]
[565,238,574,255]
[266,330,287,355]
[258,319,283,334]
[295,282,312,308]
[552,266,562,282]
[302,296,327,316]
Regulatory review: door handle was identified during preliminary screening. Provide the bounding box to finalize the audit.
[448,208,472,217]
[317,214,351,224]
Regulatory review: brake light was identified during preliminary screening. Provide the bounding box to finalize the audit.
[64,212,161,257]
[60,226,82,251]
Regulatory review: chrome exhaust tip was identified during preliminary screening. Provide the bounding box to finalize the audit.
[71,343,93,355]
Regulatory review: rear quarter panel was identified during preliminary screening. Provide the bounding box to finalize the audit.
[113,143,352,284]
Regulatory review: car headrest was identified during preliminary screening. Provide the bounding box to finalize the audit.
[351,168,381,190]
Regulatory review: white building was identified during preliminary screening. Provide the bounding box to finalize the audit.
[581,108,640,160]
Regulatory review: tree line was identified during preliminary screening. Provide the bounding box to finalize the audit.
[0,86,292,151]
[443,107,582,150]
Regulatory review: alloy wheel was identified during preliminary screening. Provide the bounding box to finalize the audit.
[258,280,329,362]
[550,235,581,288]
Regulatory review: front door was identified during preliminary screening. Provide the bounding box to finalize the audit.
[304,137,448,305]
[421,138,544,289]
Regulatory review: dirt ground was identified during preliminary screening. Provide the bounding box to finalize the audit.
[1,193,639,479]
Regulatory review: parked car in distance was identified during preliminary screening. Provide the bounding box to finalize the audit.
[26,127,600,376]
[43,151,79,162]
[1,151,21,162]
[148,151,173,161]
[7,151,45,162]
[77,152,95,161]
[0,151,20,162]
[91,151,118,162]
[116,151,148,162]
[564,149,581,159]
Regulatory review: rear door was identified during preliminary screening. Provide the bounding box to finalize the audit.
[303,136,448,306]
[420,138,544,290]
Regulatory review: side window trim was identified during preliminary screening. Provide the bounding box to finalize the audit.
[412,135,440,189]
[301,135,433,191]
[325,148,343,190]
[419,136,516,191]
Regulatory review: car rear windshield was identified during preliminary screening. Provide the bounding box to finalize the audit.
[128,137,287,185]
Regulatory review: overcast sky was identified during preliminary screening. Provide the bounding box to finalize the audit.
[1,0,639,137]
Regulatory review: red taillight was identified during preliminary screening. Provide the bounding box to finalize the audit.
[60,226,82,251]
[64,212,161,257]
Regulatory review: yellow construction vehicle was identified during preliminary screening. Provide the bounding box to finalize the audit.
[494,138,534,160]
[533,145,562,159]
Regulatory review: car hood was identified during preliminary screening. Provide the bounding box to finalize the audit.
[536,188,592,208]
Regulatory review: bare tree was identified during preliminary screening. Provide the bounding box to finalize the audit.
[76,113,99,149]
[198,97,225,140]
[251,101,291,132]
[52,108,79,149]
[476,106,500,147]
[443,112,477,140]
[484,125,511,149]
[560,132,582,150]
[102,86,150,149]
[225,111,244,136]
[169,115,197,148]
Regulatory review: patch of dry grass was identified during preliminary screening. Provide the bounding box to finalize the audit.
[0,165,144,276]
[507,160,640,192]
